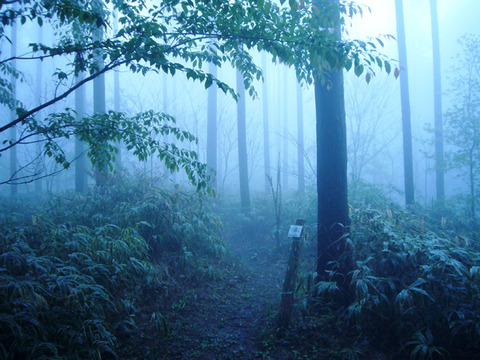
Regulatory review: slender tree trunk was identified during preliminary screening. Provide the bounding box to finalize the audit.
[430,0,445,205]
[113,10,122,170]
[9,17,17,196]
[395,0,415,206]
[9,14,18,196]
[262,52,271,193]
[75,71,87,193]
[35,25,43,194]
[282,69,289,190]
[314,0,352,292]
[297,82,305,193]
[236,69,250,211]
[93,0,106,186]
[207,62,218,188]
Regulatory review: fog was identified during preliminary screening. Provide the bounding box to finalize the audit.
[1,0,480,209]
[3,2,480,358]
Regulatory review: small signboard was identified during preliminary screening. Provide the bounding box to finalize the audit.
[288,225,303,238]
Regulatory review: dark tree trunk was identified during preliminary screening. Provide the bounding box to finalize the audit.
[207,62,218,188]
[262,52,271,193]
[10,16,17,196]
[93,0,106,186]
[430,0,445,205]
[236,69,250,211]
[314,69,351,287]
[35,25,43,194]
[313,0,352,293]
[113,10,122,170]
[75,71,88,193]
[395,0,415,206]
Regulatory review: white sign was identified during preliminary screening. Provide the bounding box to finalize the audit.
[288,225,303,238]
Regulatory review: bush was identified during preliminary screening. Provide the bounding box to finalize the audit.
[322,208,480,359]
[0,177,225,359]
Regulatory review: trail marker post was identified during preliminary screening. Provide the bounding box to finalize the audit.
[278,219,306,330]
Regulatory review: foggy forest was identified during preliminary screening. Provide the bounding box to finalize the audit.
[1,0,480,359]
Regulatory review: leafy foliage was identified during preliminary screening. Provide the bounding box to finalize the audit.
[0,176,225,359]
[312,207,480,359]
[16,109,213,193]
[0,218,149,358]
[0,0,393,184]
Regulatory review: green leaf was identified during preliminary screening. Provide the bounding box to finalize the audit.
[354,64,364,77]
[365,72,371,84]
[385,61,391,74]
[345,58,353,71]
[394,67,400,79]
[204,76,213,89]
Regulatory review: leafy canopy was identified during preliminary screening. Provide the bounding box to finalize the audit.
[0,0,391,190]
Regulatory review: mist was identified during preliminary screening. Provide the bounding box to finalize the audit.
[1,1,480,359]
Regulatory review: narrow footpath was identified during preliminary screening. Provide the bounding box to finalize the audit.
[157,241,287,359]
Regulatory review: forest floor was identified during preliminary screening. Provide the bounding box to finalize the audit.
[117,233,298,359]
[155,238,287,360]
[159,242,285,359]
[118,234,368,360]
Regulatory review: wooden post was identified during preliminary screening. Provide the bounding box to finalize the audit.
[278,219,306,330]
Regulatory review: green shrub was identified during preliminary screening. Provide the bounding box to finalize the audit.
[0,177,225,359]
[326,208,480,359]
[0,219,151,359]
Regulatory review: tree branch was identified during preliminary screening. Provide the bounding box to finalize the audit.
[0,54,126,135]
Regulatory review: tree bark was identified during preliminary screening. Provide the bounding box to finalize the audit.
[395,0,415,206]
[75,71,88,193]
[430,0,445,205]
[262,52,271,193]
[35,25,43,194]
[314,0,352,292]
[236,69,250,211]
[207,62,218,188]
[314,69,351,285]
[113,9,122,170]
[282,69,289,190]
[10,14,17,196]
[93,0,106,186]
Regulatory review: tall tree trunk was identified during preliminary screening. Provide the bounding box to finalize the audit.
[75,71,87,193]
[236,69,250,211]
[314,0,352,292]
[395,0,415,206]
[207,62,218,188]
[93,0,106,186]
[297,82,305,193]
[430,0,445,205]
[35,25,43,194]
[113,9,122,170]
[282,69,289,190]
[262,52,271,193]
[10,15,17,196]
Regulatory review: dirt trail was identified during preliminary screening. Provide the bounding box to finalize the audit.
[159,241,287,359]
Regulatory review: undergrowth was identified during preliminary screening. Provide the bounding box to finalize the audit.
[255,182,480,359]
[0,177,225,359]
[296,206,480,360]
